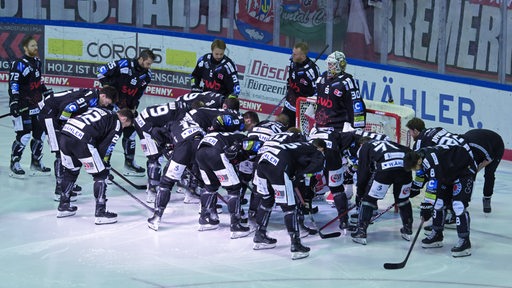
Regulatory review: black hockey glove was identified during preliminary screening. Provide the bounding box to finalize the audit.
[420,202,434,221]
[9,101,20,117]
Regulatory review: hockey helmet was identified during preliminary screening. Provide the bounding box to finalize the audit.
[326,51,347,77]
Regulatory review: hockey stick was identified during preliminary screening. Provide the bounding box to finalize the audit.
[370,202,396,222]
[0,107,29,119]
[111,168,146,190]
[317,204,357,238]
[108,175,154,213]
[383,218,425,270]
[264,44,329,121]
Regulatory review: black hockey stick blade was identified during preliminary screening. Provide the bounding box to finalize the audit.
[319,231,342,239]
[0,112,13,119]
[111,168,147,190]
[109,176,154,213]
[383,219,425,270]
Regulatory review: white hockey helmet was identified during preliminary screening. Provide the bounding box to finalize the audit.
[326,51,347,77]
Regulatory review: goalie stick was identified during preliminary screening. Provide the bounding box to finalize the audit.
[264,44,330,121]
[108,175,154,213]
[111,168,146,190]
[383,219,425,270]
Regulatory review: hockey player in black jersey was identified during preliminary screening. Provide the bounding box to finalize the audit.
[191,39,241,97]
[404,145,477,257]
[183,97,242,132]
[133,101,189,203]
[239,112,289,224]
[38,87,119,201]
[407,117,475,226]
[97,49,155,176]
[175,91,226,110]
[252,140,325,260]
[314,51,366,131]
[461,129,504,213]
[282,42,320,128]
[146,119,205,231]
[350,139,414,245]
[8,35,53,178]
[195,127,260,239]
[57,108,135,224]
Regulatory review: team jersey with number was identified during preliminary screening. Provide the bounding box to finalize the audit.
[175,91,225,109]
[39,88,101,121]
[135,101,188,133]
[97,58,151,110]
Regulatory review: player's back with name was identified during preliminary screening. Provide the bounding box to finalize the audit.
[247,120,287,142]
[358,139,409,172]
[198,131,245,150]
[61,107,120,143]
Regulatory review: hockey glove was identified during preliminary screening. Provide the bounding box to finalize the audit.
[9,101,20,117]
[420,202,434,221]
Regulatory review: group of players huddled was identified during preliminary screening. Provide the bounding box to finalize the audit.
[8,36,504,260]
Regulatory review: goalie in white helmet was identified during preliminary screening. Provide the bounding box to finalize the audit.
[313,51,366,131]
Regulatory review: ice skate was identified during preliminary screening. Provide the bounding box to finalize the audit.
[198,210,219,231]
[123,159,145,177]
[57,202,77,218]
[290,233,310,260]
[94,204,117,225]
[230,222,254,239]
[253,230,277,250]
[451,237,471,257]
[9,161,25,179]
[400,224,413,241]
[72,184,82,195]
[483,197,491,213]
[422,230,444,248]
[30,159,51,176]
[351,226,367,245]
[147,214,161,231]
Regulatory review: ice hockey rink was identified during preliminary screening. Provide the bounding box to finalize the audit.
[1,103,511,288]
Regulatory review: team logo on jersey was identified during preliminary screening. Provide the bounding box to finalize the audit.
[83,161,94,170]
[217,174,228,183]
[130,78,137,85]
[217,73,224,80]
[333,89,342,96]
[452,181,462,196]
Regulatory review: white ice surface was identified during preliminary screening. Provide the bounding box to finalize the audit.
[1,101,511,288]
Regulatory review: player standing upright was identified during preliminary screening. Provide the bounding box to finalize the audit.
[281,42,320,128]
[97,49,155,176]
[314,51,366,131]
[8,34,53,178]
[191,39,241,97]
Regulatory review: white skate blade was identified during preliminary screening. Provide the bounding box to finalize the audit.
[230,227,255,239]
[147,221,160,231]
[198,224,218,231]
[401,233,412,241]
[352,237,367,245]
[421,242,443,248]
[95,217,118,225]
[291,251,310,260]
[253,242,276,250]
[56,210,76,218]
[452,249,471,257]
[8,172,25,179]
